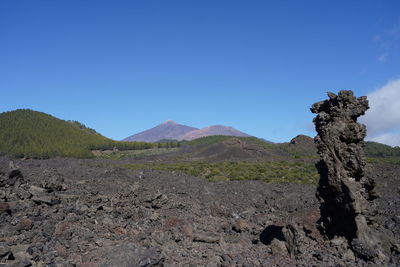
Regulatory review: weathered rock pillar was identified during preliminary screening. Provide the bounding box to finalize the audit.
[311,90,385,261]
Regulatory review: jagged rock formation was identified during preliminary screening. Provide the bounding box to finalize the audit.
[311,90,386,261]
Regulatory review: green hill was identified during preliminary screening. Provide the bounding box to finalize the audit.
[364,141,400,157]
[182,135,400,159]
[182,135,278,148]
[0,109,154,158]
[182,135,316,159]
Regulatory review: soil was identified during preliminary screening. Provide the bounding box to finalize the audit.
[0,156,399,266]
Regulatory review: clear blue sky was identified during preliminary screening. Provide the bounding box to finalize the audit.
[1,1,400,142]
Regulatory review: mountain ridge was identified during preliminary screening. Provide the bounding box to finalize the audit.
[123,120,198,142]
[180,125,251,141]
[123,121,251,142]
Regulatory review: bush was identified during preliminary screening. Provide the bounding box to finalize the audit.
[122,161,320,185]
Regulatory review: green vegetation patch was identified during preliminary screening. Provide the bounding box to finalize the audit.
[0,109,156,158]
[122,161,319,184]
[182,135,275,148]
[182,135,240,146]
[182,135,317,160]
[367,157,400,165]
[184,136,400,161]
[95,147,179,159]
[364,141,400,157]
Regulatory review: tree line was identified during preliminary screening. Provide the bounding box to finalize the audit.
[0,109,167,158]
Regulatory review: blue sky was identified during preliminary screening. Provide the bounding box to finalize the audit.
[1,1,400,145]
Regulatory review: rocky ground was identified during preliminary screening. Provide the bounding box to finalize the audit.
[0,156,399,266]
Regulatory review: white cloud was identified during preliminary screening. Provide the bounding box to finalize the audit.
[360,79,400,147]
[367,133,400,147]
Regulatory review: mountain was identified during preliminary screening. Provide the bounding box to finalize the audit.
[180,125,251,141]
[123,120,198,142]
[123,121,252,142]
[0,109,153,158]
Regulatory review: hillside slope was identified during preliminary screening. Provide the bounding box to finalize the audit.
[0,109,152,158]
[179,134,400,162]
[180,125,251,141]
[180,135,316,161]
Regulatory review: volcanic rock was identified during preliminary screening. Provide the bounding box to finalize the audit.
[0,202,10,214]
[270,238,288,256]
[311,90,386,261]
[193,231,220,243]
[0,148,399,265]
[0,243,11,259]
[233,219,249,233]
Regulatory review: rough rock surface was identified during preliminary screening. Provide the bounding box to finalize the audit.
[0,153,399,265]
[311,90,389,262]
